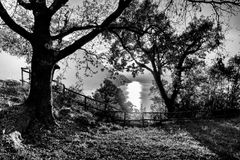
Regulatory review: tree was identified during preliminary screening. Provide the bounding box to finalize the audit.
[0,0,239,133]
[0,0,132,133]
[174,55,240,118]
[93,79,132,112]
[209,55,240,109]
[103,0,223,114]
[149,80,168,112]
[178,65,209,116]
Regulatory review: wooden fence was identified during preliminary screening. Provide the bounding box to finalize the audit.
[105,110,215,127]
[20,67,239,127]
[20,67,119,112]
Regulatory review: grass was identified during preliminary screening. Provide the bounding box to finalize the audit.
[181,119,240,159]
[0,80,240,160]
[1,121,220,160]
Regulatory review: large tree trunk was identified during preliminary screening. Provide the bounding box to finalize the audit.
[153,74,177,116]
[2,49,57,134]
[23,47,57,131]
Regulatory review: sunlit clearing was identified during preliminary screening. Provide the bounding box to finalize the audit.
[126,81,142,111]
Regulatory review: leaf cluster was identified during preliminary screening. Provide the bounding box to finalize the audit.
[103,0,223,78]
[93,79,132,112]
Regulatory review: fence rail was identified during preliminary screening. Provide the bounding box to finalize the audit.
[20,67,240,127]
[20,67,120,112]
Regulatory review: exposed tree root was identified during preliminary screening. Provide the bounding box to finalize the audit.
[0,104,31,135]
[0,103,59,141]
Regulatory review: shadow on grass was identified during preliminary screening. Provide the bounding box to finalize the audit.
[178,118,240,160]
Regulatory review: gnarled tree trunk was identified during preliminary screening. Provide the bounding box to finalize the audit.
[154,74,177,116]
[2,50,58,134]
[23,47,57,131]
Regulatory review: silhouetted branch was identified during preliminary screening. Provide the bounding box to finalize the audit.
[49,0,68,16]
[17,0,33,10]
[110,29,153,73]
[51,25,100,40]
[187,0,240,6]
[56,0,132,62]
[0,1,32,41]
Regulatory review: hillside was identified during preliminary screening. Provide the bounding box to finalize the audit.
[0,80,240,160]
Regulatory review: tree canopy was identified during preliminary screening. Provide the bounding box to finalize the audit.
[102,0,224,113]
[93,79,133,112]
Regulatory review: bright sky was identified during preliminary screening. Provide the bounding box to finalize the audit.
[0,51,27,80]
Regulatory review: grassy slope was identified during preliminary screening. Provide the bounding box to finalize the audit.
[0,80,240,160]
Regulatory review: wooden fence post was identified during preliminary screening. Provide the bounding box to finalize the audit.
[21,68,24,86]
[124,112,126,126]
[142,112,144,127]
[62,85,65,95]
[84,97,87,110]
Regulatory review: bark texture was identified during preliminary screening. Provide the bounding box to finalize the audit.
[25,45,58,128]
[0,0,133,133]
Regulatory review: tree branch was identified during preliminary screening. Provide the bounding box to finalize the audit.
[187,0,240,17]
[101,0,132,28]
[17,0,33,10]
[0,1,32,41]
[187,0,240,6]
[49,0,68,16]
[110,29,153,73]
[108,25,146,36]
[55,0,132,62]
[163,0,173,13]
[51,25,100,40]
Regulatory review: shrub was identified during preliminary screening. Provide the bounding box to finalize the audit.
[54,107,72,120]
[5,80,21,87]
[74,111,96,127]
